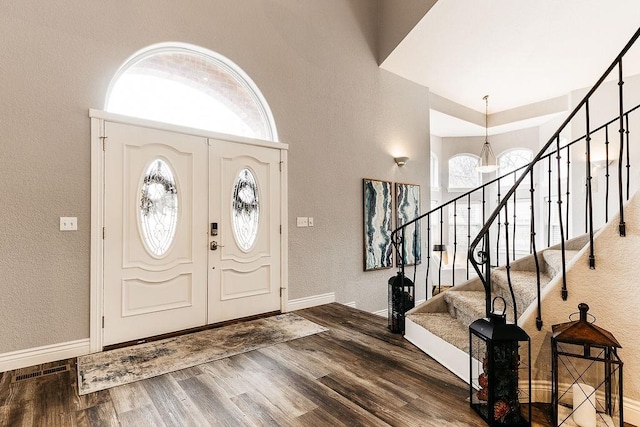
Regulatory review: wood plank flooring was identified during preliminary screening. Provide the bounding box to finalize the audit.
[0,303,563,426]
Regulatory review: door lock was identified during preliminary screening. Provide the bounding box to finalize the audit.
[210,241,224,251]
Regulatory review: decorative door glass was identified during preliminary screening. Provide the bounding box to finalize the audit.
[139,159,179,256]
[232,167,260,251]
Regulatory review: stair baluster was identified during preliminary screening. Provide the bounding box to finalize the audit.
[467,194,471,280]
[425,214,431,294]
[626,112,631,201]
[512,173,517,261]
[502,201,517,321]
[566,145,571,236]
[618,60,627,236]
[556,136,569,300]
[496,178,502,266]
[605,125,610,223]
[529,170,543,330]
[547,156,552,246]
[452,200,457,287]
[586,100,596,269]
[438,209,444,293]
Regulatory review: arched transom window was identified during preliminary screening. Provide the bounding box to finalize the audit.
[106,43,278,141]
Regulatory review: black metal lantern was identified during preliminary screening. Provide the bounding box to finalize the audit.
[470,298,531,426]
[551,303,623,427]
[388,272,415,333]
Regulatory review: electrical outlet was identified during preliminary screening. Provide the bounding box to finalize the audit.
[296,217,308,227]
[308,217,314,227]
[60,217,78,231]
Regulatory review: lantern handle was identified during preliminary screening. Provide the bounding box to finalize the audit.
[491,296,507,317]
[568,311,596,324]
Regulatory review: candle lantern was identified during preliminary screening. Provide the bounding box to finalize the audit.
[469,297,531,426]
[388,272,415,333]
[551,303,623,427]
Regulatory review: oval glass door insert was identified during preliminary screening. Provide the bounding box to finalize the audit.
[232,168,260,251]
[139,159,179,256]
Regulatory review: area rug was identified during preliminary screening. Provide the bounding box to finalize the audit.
[77,312,327,395]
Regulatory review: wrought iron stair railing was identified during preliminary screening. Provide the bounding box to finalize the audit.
[392,26,640,331]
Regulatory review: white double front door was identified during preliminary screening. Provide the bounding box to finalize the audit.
[102,121,283,346]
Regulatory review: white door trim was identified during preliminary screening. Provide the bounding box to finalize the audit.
[89,110,288,353]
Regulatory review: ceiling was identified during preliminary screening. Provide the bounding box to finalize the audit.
[381,0,640,136]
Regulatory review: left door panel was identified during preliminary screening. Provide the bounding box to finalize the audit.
[103,122,208,346]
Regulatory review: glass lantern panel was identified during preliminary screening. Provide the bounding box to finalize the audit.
[470,333,489,416]
[555,344,621,427]
[232,168,260,251]
[471,329,531,426]
[139,159,179,257]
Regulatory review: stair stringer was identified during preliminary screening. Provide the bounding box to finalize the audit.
[405,317,479,384]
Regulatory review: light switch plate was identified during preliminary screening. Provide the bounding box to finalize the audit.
[308,217,314,227]
[296,217,308,227]
[60,217,78,231]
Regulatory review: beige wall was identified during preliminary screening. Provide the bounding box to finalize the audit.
[521,190,640,405]
[0,1,431,353]
[377,0,438,64]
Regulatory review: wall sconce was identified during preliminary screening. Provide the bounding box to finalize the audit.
[394,156,409,167]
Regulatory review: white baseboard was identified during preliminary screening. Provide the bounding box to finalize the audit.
[0,339,90,373]
[372,299,424,318]
[342,301,356,308]
[626,397,640,426]
[529,380,640,425]
[287,292,335,311]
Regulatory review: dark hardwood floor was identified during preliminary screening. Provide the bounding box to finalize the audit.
[0,303,558,426]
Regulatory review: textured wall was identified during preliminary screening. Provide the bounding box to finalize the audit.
[521,189,640,405]
[0,1,431,353]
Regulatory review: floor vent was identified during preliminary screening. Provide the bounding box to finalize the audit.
[11,364,70,383]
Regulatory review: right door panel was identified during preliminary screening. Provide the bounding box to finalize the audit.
[208,140,282,323]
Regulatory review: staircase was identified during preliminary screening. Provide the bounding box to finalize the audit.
[389,25,640,417]
[404,236,586,382]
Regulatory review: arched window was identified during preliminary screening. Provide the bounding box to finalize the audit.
[448,154,481,190]
[106,43,278,141]
[497,149,533,187]
[431,152,439,189]
[496,149,534,262]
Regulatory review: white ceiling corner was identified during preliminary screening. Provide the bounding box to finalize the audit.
[383,0,640,137]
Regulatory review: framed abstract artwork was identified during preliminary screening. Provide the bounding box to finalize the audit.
[395,182,421,266]
[363,178,393,271]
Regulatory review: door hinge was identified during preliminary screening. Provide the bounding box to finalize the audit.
[279,161,283,172]
[280,225,282,234]
[280,288,283,297]
[102,137,106,151]
[101,316,105,328]
[102,227,105,239]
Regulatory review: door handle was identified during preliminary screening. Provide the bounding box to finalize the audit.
[210,241,224,251]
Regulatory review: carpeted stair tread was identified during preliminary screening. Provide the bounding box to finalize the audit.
[543,249,580,277]
[490,269,551,314]
[407,312,470,353]
[407,242,588,372]
[443,291,488,327]
[444,290,516,326]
